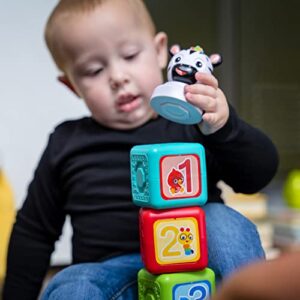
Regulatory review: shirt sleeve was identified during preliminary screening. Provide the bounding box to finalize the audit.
[2,134,66,300]
[202,104,279,194]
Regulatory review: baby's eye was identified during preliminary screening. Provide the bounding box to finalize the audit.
[125,52,138,61]
[86,68,103,77]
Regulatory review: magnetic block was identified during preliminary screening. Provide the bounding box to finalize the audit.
[130,143,207,209]
[138,267,215,300]
[140,206,208,274]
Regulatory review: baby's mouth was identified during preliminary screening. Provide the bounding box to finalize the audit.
[117,94,141,113]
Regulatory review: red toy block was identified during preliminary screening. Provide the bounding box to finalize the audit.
[140,206,208,274]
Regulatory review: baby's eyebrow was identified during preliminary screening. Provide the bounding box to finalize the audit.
[74,56,103,70]
[75,51,105,65]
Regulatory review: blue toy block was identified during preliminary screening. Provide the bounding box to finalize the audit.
[138,267,215,300]
[130,143,207,209]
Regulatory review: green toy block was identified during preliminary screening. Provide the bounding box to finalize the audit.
[138,267,215,300]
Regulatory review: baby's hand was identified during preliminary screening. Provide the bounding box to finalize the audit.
[184,72,229,135]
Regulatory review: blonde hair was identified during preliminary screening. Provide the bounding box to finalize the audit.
[44,0,156,71]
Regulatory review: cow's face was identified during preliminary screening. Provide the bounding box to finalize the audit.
[167,46,221,84]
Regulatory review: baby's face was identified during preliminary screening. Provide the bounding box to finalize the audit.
[58,1,167,130]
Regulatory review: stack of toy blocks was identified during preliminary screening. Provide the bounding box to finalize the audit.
[130,142,215,300]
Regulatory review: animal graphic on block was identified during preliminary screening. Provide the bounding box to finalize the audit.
[167,168,184,194]
[178,227,194,256]
[150,45,222,124]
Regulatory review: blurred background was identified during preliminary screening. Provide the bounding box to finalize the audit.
[1,0,300,271]
[147,0,300,178]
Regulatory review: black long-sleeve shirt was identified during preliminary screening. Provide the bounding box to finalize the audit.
[3,106,278,299]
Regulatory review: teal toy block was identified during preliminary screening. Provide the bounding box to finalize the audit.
[130,143,207,209]
[138,267,215,300]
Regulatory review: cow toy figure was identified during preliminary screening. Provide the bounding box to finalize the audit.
[150,45,222,125]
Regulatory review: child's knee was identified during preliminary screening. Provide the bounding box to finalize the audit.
[42,280,102,300]
[204,203,259,236]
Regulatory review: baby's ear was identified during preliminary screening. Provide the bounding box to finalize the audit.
[57,75,79,96]
[169,44,181,56]
[209,54,222,67]
[154,32,168,69]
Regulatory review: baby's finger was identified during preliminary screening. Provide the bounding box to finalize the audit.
[185,93,217,112]
[185,83,217,99]
[201,112,217,124]
[195,72,219,89]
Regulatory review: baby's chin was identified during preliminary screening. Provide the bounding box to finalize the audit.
[95,110,158,130]
[121,112,157,130]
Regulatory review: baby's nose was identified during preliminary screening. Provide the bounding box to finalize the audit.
[109,65,129,89]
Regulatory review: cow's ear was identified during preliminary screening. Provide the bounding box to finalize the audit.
[210,53,222,67]
[169,44,181,57]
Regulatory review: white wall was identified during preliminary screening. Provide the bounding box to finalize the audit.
[1,1,89,265]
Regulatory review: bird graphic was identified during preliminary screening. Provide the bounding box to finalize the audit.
[167,168,184,194]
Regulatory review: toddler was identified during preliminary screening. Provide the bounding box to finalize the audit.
[3,0,278,299]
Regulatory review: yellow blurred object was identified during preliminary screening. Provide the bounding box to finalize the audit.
[217,181,268,220]
[0,169,15,282]
[283,169,300,209]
